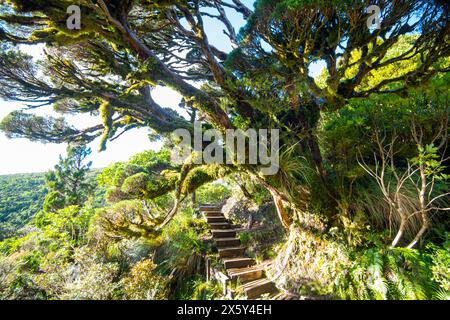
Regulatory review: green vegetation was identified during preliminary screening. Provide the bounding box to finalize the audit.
[43,145,95,212]
[0,173,47,240]
[0,146,231,300]
[0,0,449,300]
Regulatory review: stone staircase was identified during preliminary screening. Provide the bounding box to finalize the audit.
[200,204,290,300]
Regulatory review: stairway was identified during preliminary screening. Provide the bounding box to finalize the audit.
[200,204,281,300]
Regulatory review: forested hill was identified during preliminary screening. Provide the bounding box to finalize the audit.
[0,173,47,240]
[0,170,104,240]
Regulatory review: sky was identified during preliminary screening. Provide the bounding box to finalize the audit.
[0,0,324,175]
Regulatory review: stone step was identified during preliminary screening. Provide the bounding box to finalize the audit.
[215,237,241,248]
[223,257,255,269]
[270,293,285,300]
[209,222,232,230]
[206,215,226,221]
[272,293,296,300]
[218,246,246,258]
[227,266,265,283]
[270,292,297,300]
[204,212,224,217]
[243,278,278,299]
[206,216,227,224]
[199,206,222,212]
[212,229,236,238]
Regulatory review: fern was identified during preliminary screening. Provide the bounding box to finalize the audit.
[434,288,450,300]
[333,246,444,300]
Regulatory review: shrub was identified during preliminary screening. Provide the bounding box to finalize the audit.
[121,259,169,300]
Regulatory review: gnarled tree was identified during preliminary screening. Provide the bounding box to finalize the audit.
[1,0,449,231]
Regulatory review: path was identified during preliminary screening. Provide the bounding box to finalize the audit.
[200,204,294,300]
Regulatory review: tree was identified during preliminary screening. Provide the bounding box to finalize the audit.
[43,144,94,212]
[0,0,449,231]
[358,95,450,248]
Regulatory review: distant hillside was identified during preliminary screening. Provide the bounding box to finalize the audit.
[0,170,105,240]
[0,173,47,240]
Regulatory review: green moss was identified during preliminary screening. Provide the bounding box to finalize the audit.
[98,101,114,152]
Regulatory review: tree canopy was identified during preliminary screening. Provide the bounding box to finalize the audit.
[0,0,449,234]
[42,144,95,212]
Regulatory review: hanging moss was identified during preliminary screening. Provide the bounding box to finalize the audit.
[94,199,162,240]
[98,100,114,152]
[181,164,231,195]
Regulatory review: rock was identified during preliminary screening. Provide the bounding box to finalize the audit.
[222,195,281,229]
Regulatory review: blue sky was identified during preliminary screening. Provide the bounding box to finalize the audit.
[0,0,324,174]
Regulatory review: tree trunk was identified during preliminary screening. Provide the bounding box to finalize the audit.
[391,219,406,247]
[250,172,294,230]
[270,189,291,231]
[239,183,253,200]
[407,211,429,249]
[191,192,196,207]
[407,168,429,248]
[157,198,181,231]
[307,133,327,181]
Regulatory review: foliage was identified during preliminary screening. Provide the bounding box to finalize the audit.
[0,0,448,221]
[45,247,120,300]
[0,0,449,301]
[333,244,449,300]
[270,227,450,300]
[153,209,213,299]
[184,278,224,300]
[195,182,232,205]
[0,173,46,240]
[428,235,450,293]
[43,144,95,212]
[92,200,163,241]
[0,144,222,300]
[121,259,169,300]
